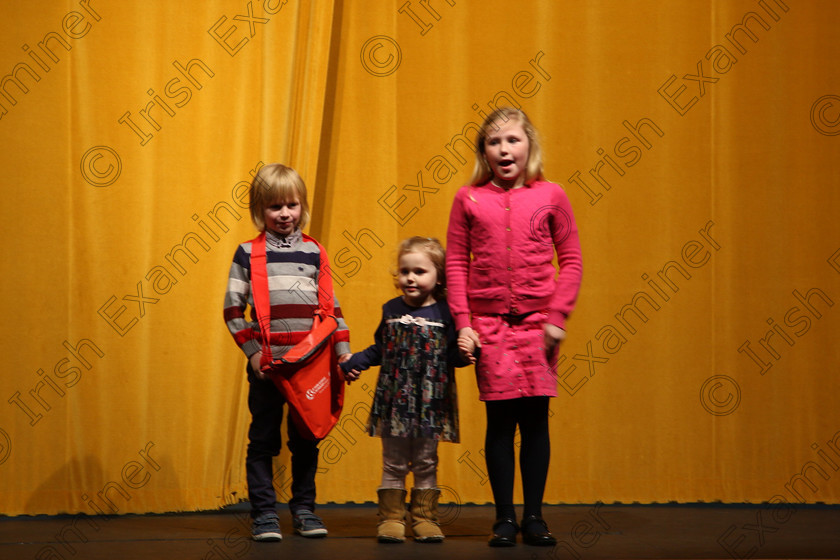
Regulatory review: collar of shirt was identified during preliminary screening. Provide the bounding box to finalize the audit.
[265,228,302,249]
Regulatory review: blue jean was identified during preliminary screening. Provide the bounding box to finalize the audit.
[246,365,320,518]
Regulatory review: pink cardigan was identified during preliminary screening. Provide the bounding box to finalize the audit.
[445,180,583,331]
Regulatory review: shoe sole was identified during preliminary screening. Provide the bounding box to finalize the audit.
[252,532,283,542]
[378,536,405,543]
[295,529,328,538]
[415,536,444,543]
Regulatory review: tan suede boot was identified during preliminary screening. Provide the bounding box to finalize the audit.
[409,488,445,543]
[377,488,407,543]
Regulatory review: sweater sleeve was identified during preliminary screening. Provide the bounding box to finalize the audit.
[222,244,261,358]
[547,188,583,329]
[445,187,473,331]
[331,295,352,356]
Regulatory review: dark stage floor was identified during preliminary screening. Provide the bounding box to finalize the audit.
[2,502,839,559]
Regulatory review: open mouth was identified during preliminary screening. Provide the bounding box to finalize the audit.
[498,159,514,169]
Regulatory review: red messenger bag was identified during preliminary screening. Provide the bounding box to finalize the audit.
[249,231,345,440]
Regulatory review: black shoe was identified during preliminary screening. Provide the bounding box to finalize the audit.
[488,518,518,547]
[521,515,557,546]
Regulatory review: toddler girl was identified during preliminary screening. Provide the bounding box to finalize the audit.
[342,236,473,543]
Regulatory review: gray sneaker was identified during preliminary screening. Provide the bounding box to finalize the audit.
[293,509,328,537]
[252,511,283,541]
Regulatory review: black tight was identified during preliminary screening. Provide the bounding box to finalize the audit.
[484,397,551,521]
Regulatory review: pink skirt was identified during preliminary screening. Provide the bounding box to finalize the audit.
[472,311,559,401]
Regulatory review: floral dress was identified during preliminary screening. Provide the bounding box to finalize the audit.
[341,297,465,442]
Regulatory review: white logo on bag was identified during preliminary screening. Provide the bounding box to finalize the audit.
[306,376,329,400]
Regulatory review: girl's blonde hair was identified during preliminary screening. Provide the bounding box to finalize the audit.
[469,107,544,186]
[249,163,311,231]
[393,236,447,301]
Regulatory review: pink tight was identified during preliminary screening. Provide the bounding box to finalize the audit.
[380,437,438,489]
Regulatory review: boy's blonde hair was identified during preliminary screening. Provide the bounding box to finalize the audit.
[469,107,544,186]
[249,163,311,231]
[394,236,447,302]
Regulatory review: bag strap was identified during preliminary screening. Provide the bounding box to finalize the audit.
[250,231,336,370]
[301,232,335,317]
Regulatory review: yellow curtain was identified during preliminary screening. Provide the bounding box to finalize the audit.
[1,0,839,516]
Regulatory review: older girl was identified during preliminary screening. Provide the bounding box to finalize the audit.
[446,108,583,547]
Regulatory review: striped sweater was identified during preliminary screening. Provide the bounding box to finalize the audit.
[223,228,351,360]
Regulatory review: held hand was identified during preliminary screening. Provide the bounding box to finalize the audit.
[458,327,482,364]
[543,323,566,360]
[337,353,357,383]
[249,352,269,381]
[343,368,362,383]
